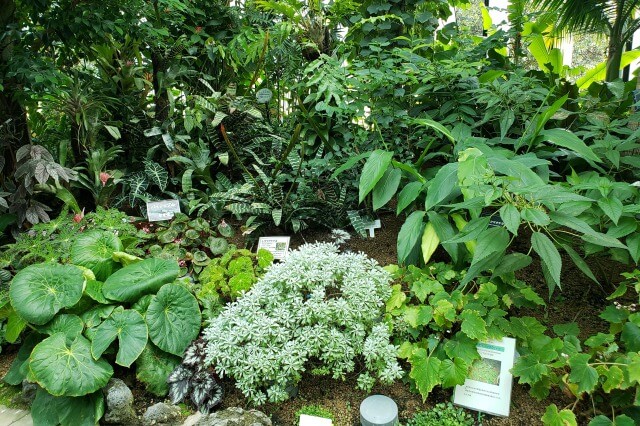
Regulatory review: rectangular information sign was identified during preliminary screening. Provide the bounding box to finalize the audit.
[257,236,291,260]
[146,199,181,222]
[453,337,516,417]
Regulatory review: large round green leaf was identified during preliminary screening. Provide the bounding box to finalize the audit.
[102,258,180,302]
[29,333,113,396]
[31,388,104,426]
[91,307,148,367]
[10,264,84,325]
[36,314,84,340]
[146,284,201,356]
[136,342,181,396]
[71,230,123,281]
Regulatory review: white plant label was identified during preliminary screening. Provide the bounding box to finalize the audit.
[363,219,381,238]
[146,200,181,222]
[257,236,290,260]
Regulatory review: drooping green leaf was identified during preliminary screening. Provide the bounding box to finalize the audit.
[425,163,459,210]
[31,388,104,426]
[499,204,520,235]
[531,232,562,291]
[4,309,27,343]
[103,258,179,302]
[359,150,393,203]
[597,197,623,225]
[146,284,201,356]
[413,118,454,142]
[492,253,532,277]
[397,181,424,214]
[541,404,577,426]
[626,233,640,263]
[521,208,551,227]
[91,308,148,367]
[136,342,181,396]
[427,212,459,265]
[409,348,441,401]
[499,109,515,140]
[10,264,85,325]
[330,152,370,180]
[539,129,601,163]
[397,211,425,265]
[421,222,440,264]
[29,333,113,396]
[372,167,401,210]
[70,230,123,281]
[561,244,599,286]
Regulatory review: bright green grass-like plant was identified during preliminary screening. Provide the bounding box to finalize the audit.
[296,404,335,422]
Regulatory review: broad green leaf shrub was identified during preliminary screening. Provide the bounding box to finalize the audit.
[518,270,640,425]
[359,140,640,296]
[197,246,273,319]
[406,402,474,426]
[385,263,545,400]
[4,230,201,424]
[203,243,402,405]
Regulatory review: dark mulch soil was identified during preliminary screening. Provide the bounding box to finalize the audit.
[0,212,631,425]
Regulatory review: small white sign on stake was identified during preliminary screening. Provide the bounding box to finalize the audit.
[299,414,333,426]
[363,219,381,238]
[146,200,181,222]
[256,88,273,104]
[257,236,291,260]
[453,337,517,417]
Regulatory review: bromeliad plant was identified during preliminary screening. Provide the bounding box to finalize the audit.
[3,230,201,424]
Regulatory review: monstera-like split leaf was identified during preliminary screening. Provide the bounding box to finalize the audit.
[29,333,113,397]
[91,307,148,367]
[70,230,123,281]
[102,258,179,302]
[31,388,104,426]
[10,264,84,325]
[146,284,201,356]
[36,314,84,340]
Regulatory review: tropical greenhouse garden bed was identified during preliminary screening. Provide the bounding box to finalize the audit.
[2,0,640,425]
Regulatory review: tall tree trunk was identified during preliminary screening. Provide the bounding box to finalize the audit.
[606,37,624,82]
[151,50,169,124]
[1,0,31,178]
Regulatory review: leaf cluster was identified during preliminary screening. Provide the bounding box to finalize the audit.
[2,230,202,425]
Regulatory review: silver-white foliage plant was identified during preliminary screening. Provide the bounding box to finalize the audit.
[203,242,402,405]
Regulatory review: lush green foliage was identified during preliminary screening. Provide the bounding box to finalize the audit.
[385,262,545,400]
[296,404,335,422]
[203,243,402,405]
[197,246,273,319]
[3,230,201,423]
[406,403,475,426]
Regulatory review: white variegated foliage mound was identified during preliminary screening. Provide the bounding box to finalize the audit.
[204,242,402,405]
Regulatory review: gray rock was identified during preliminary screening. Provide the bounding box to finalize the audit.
[190,407,271,426]
[21,380,38,405]
[143,402,183,426]
[103,378,138,425]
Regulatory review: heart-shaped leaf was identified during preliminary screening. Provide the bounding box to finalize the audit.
[146,284,201,356]
[70,230,123,281]
[103,258,179,302]
[91,307,148,367]
[10,264,84,325]
[29,333,113,396]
